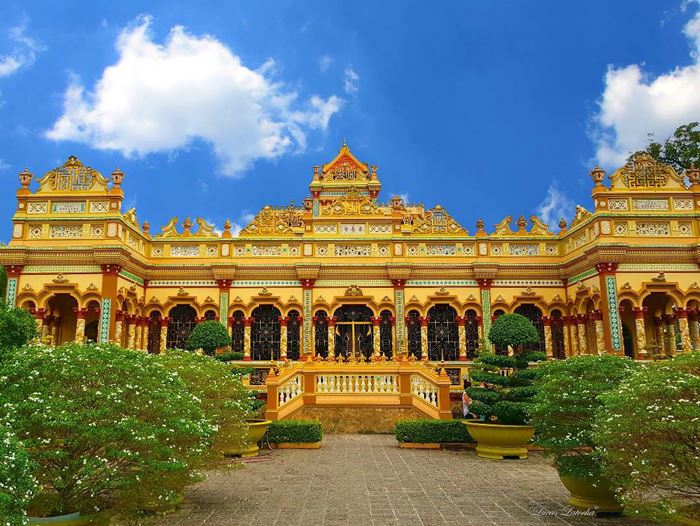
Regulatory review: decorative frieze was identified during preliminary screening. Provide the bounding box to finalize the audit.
[635,222,670,236]
[90,224,104,238]
[29,225,42,238]
[407,279,478,286]
[234,246,247,256]
[206,245,218,256]
[335,244,371,256]
[632,198,668,211]
[152,246,163,257]
[493,279,563,287]
[149,280,218,287]
[317,245,328,256]
[378,244,390,257]
[24,265,102,274]
[462,244,475,256]
[170,245,200,257]
[614,223,627,236]
[52,201,86,213]
[407,245,418,256]
[89,201,110,213]
[607,198,628,210]
[27,202,48,214]
[509,244,539,256]
[99,298,111,343]
[618,263,698,272]
[288,245,300,256]
[340,223,366,235]
[314,224,337,234]
[490,244,502,256]
[252,245,281,256]
[49,225,82,238]
[426,244,456,256]
[673,198,693,210]
[369,223,392,234]
[545,244,557,256]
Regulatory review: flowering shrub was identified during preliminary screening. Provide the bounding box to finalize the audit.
[186,320,231,355]
[0,301,37,360]
[594,352,700,523]
[155,350,256,456]
[530,355,637,480]
[0,343,215,519]
[0,425,36,526]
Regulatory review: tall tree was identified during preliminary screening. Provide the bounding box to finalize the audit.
[645,122,700,173]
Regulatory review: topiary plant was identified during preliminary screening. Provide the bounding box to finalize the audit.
[0,342,215,520]
[467,313,544,425]
[0,301,37,360]
[530,355,637,481]
[593,351,700,523]
[186,320,231,355]
[0,425,36,526]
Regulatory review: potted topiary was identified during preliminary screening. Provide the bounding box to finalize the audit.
[0,425,37,526]
[464,313,544,459]
[186,320,231,356]
[594,351,700,523]
[0,343,215,524]
[531,355,637,513]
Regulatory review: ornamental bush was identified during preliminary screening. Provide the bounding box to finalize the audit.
[395,419,473,443]
[0,425,36,526]
[186,320,231,355]
[155,350,256,456]
[214,351,245,362]
[267,420,323,444]
[488,313,540,352]
[0,301,37,360]
[0,343,215,519]
[530,355,637,481]
[594,352,700,523]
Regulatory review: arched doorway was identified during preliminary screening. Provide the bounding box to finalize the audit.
[514,304,545,353]
[314,310,329,358]
[427,304,458,361]
[406,310,422,359]
[251,305,281,361]
[584,300,597,354]
[465,309,479,358]
[642,292,676,356]
[47,294,79,345]
[287,310,301,360]
[167,305,197,350]
[379,309,393,358]
[618,299,636,358]
[230,310,245,354]
[333,305,373,360]
[84,301,100,342]
[550,309,565,359]
[147,311,162,354]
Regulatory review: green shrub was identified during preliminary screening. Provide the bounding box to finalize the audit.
[466,387,500,406]
[155,350,256,457]
[492,401,530,425]
[504,386,538,402]
[468,401,493,420]
[507,368,540,386]
[0,266,6,300]
[186,320,231,355]
[594,352,700,523]
[395,419,473,443]
[0,343,215,519]
[214,351,245,362]
[267,420,322,443]
[0,301,37,359]
[475,353,517,368]
[0,425,36,526]
[488,313,540,352]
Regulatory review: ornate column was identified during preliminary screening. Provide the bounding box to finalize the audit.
[542,315,553,359]
[419,316,430,359]
[243,316,253,361]
[476,316,484,341]
[301,279,316,356]
[655,316,667,355]
[567,316,578,356]
[74,308,88,343]
[593,310,605,355]
[477,279,493,349]
[126,315,136,350]
[371,316,381,358]
[632,307,648,358]
[217,279,231,330]
[100,264,121,343]
[42,314,53,344]
[279,316,288,361]
[327,316,336,358]
[137,316,148,351]
[134,318,143,351]
[159,317,169,353]
[689,309,700,351]
[664,314,677,355]
[595,263,623,354]
[675,308,692,353]
[391,279,407,356]
[311,315,318,357]
[114,310,124,345]
[51,317,60,346]
[456,316,467,361]
[4,265,22,307]
[560,316,569,357]
[576,314,588,354]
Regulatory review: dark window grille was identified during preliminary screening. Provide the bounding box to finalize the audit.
[514,304,545,352]
[167,305,197,350]
[551,310,565,359]
[427,304,459,361]
[147,311,161,354]
[465,309,479,358]
[204,309,217,321]
[287,310,301,360]
[406,310,422,359]
[231,310,245,353]
[251,305,281,361]
[380,309,393,358]
[314,311,328,357]
[333,305,373,359]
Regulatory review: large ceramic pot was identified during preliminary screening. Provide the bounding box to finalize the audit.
[559,474,623,514]
[464,421,534,459]
[224,419,271,457]
[27,512,106,525]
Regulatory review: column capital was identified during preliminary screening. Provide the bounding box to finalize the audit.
[159,316,170,328]
[34,307,47,320]
[456,316,466,327]
[370,316,381,326]
[101,264,122,275]
[300,278,316,290]
[688,308,699,320]
[632,306,648,319]
[217,279,232,290]
[476,278,493,289]
[138,316,150,326]
[595,262,618,274]
[327,316,337,326]
[591,310,603,322]
[73,308,89,319]
[576,314,587,323]
[4,264,23,277]
[663,314,676,323]
[675,307,689,319]
[542,315,552,326]
[244,316,254,327]
[115,310,125,322]
[419,316,430,327]
[391,278,407,289]
[278,316,288,326]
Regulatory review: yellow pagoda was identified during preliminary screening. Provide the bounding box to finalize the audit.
[2,143,700,380]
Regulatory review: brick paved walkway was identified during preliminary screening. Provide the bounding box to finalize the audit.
[151,435,655,526]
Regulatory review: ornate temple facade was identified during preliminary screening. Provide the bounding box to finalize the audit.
[2,144,700,367]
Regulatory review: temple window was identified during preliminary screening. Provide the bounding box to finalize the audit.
[147,311,162,354]
[251,305,281,361]
[406,310,422,358]
[287,310,301,360]
[167,304,197,350]
[314,311,329,357]
[427,304,459,361]
[379,309,393,358]
[231,310,245,353]
[550,309,565,359]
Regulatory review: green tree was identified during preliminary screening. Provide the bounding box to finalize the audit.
[645,121,700,172]
[594,352,700,523]
[0,425,37,526]
[0,301,38,359]
[488,313,540,352]
[186,320,231,355]
[0,265,6,300]
[0,342,215,519]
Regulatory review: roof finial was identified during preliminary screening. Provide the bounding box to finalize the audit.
[342,138,347,148]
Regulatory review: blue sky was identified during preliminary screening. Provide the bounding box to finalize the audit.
[1,0,699,239]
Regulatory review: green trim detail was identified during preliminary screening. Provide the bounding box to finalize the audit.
[568,268,597,284]
[395,288,405,353]
[23,265,102,274]
[303,289,312,354]
[6,277,17,307]
[481,288,492,349]
[219,291,229,327]
[99,298,111,343]
[606,276,622,351]
[118,269,144,285]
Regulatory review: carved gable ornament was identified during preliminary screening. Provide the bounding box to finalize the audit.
[320,142,370,182]
[408,205,467,235]
[570,205,592,228]
[609,152,685,191]
[240,204,304,236]
[321,187,382,216]
[36,156,110,193]
[344,284,363,296]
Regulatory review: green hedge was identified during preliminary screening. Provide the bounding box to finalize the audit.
[214,351,245,362]
[267,420,322,443]
[395,419,473,443]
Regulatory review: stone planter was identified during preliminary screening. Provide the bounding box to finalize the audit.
[224,419,271,457]
[559,474,623,514]
[27,512,106,525]
[464,421,534,459]
[272,442,321,449]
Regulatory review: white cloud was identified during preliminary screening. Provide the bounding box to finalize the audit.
[46,15,343,177]
[536,182,573,227]
[319,55,332,72]
[0,18,44,77]
[343,66,359,95]
[228,211,256,236]
[592,1,700,167]
[0,159,11,171]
